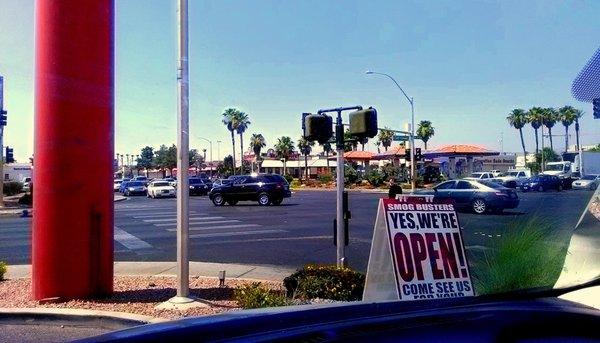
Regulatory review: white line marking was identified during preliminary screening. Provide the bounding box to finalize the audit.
[189,229,285,238]
[167,224,261,231]
[114,226,152,250]
[133,213,204,218]
[143,216,222,223]
[155,220,240,227]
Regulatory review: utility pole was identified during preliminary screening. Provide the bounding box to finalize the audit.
[173,0,191,303]
[0,76,5,208]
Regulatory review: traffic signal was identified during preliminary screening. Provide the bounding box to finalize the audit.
[415,148,422,160]
[349,107,378,138]
[0,110,6,126]
[303,113,333,144]
[404,148,411,161]
[5,146,14,163]
[594,98,600,119]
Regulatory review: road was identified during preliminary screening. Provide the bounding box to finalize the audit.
[0,189,594,272]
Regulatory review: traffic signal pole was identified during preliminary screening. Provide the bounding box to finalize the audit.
[0,76,5,208]
[335,113,345,267]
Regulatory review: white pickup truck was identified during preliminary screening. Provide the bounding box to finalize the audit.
[496,169,531,188]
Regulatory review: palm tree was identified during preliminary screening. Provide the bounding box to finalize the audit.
[360,137,369,151]
[526,107,544,154]
[558,106,578,153]
[541,108,558,152]
[416,120,435,150]
[250,133,266,173]
[274,136,294,175]
[235,111,251,174]
[378,128,394,151]
[297,137,315,181]
[375,140,381,154]
[222,108,240,174]
[507,108,528,162]
[321,142,333,170]
[573,108,584,152]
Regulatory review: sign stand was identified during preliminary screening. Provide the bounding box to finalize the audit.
[364,195,474,302]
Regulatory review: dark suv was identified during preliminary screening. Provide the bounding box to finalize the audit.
[189,177,210,195]
[208,174,291,206]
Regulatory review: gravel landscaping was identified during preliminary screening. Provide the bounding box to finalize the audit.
[0,276,282,320]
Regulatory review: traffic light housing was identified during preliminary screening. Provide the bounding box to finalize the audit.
[415,148,422,160]
[594,98,600,119]
[349,107,378,138]
[405,148,411,161]
[303,113,333,144]
[5,146,14,163]
[0,110,6,126]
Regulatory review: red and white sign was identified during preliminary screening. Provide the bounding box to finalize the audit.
[363,195,474,301]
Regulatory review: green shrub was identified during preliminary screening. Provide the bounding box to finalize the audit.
[0,261,7,281]
[283,174,294,184]
[344,166,360,184]
[290,179,301,188]
[472,217,568,295]
[234,282,290,309]
[2,182,22,196]
[318,173,333,183]
[284,264,365,301]
[365,169,386,187]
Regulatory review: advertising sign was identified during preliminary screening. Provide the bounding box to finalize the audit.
[363,195,474,301]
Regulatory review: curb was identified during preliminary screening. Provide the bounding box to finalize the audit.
[114,196,127,202]
[0,209,32,218]
[0,307,165,325]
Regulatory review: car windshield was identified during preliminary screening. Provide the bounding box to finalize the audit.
[2,2,600,340]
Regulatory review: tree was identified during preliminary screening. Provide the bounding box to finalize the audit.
[274,136,294,175]
[250,133,266,173]
[378,128,394,151]
[573,108,584,152]
[321,142,333,169]
[558,106,578,153]
[235,111,251,174]
[507,108,528,162]
[217,155,234,177]
[359,137,369,151]
[526,107,544,154]
[222,108,240,175]
[416,120,435,150]
[136,146,154,177]
[375,140,381,153]
[189,149,204,175]
[343,129,358,152]
[297,137,315,181]
[541,108,558,152]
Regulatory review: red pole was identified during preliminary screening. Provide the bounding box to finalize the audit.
[33,0,114,300]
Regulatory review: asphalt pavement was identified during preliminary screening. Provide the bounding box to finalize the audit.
[0,189,594,272]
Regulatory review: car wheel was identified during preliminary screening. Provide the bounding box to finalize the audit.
[258,193,271,206]
[557,184,563,191]
[472,199,487,214]
[537,185,544,192]
[272,197,283,206]
[212,194,226,206]
[125,190,130,196]
[227,200,238,206]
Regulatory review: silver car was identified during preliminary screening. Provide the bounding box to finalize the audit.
[572,174,599,190]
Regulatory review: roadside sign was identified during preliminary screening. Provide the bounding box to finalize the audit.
[393,134,409,142]
[363,195,474,301]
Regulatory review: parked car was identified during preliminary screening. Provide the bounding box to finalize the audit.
[22,177,32,192]
[496,169,531,188]
[147,180,176,198]
[209,174,291,206]
[132,175,149,185]
[419,179,519,214]
[189,177,210,195]
[113,178,129,192]
[464,172,495,181]
[122,181,147,196]
[520,174,563,192]
[119,180,132,193]
[572,174,599,190]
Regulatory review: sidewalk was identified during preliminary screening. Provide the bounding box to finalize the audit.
[7,261,295,281]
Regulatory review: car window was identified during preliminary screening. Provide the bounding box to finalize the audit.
[233,177,247,185]
[436,181,455,190]
[129,181,143,186]
[456,181,475,189]
[152,182,169,187]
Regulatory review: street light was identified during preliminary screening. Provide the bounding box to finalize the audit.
[365,70,416,192]
[197,136,213,177]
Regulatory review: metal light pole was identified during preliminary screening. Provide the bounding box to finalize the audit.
[366,71,415,192]
[173,0,191,303]
[197,136,213,177]
[0,76,5,208]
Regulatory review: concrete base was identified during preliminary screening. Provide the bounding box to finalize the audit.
[155,296,210,310]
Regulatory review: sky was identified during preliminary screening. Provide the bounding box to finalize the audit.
[0,0,599,162]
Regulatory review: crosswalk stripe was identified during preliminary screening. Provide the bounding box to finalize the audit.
[114,226,153,250]
[189,229,285,238]
[143,216,223,223]
[155,220,239,227]
[133,213,204,218]
[167,224,261,231]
